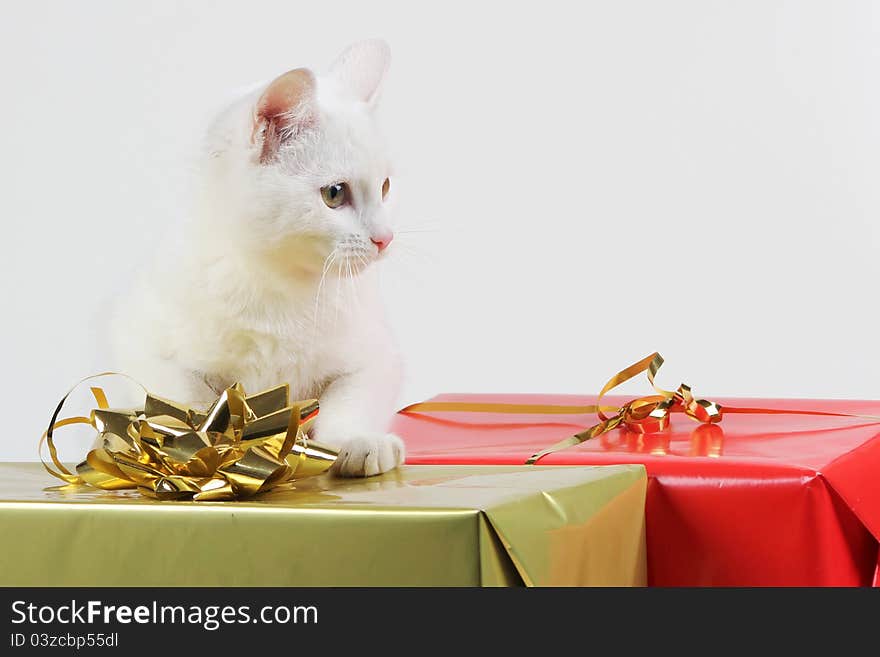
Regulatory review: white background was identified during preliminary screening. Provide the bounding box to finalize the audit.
[2,1,879,460]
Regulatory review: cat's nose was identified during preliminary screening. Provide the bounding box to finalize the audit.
[370,232,393,253]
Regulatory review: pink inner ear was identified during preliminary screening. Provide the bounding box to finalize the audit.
[253,68,316,163]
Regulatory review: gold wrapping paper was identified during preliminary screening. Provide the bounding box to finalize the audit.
[0,463,647,587]
[40,375,337,501]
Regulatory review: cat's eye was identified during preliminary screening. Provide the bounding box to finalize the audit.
[321,182,350,209]
[381,177,390,200]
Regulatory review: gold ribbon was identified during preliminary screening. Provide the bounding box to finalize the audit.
[401,352,879,465]
[40,374,338,501]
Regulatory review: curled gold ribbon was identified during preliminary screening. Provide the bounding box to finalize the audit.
[401,353,720,464]
[401,352,880,465]
[524,353,721,463]
[40,374,338,501]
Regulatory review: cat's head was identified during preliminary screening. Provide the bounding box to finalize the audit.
[202,40,395,281]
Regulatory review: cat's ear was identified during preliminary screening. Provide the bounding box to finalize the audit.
[328,39,391,108]
[252,67,316,164]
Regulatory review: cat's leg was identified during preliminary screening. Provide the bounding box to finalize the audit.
[312,366,405,477]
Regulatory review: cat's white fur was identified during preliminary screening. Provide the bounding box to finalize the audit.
[110,40,405,477]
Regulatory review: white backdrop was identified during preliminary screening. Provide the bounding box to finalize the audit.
[3,1,879,460]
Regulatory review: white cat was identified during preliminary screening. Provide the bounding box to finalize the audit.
[110,39,405,477]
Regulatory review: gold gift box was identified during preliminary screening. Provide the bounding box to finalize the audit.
[0,463,646,587]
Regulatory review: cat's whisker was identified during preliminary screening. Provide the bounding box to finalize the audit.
[394,217,442,232]
[379,244,437,292]
[389,240,429,253]
[312,249,338,337]
[388,242,436,266]
[333,259,343,328]
[394,228,440,235]
[353,253,370,310]
[316,250,337,303]
[346,257,358,308]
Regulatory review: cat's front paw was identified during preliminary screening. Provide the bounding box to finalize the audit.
[330,433,405,477]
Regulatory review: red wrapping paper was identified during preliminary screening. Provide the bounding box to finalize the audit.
[393,394,880,586]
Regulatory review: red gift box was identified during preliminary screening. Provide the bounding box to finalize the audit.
[393,392,880,586]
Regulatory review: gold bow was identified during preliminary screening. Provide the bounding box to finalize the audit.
[40,375,338,501]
